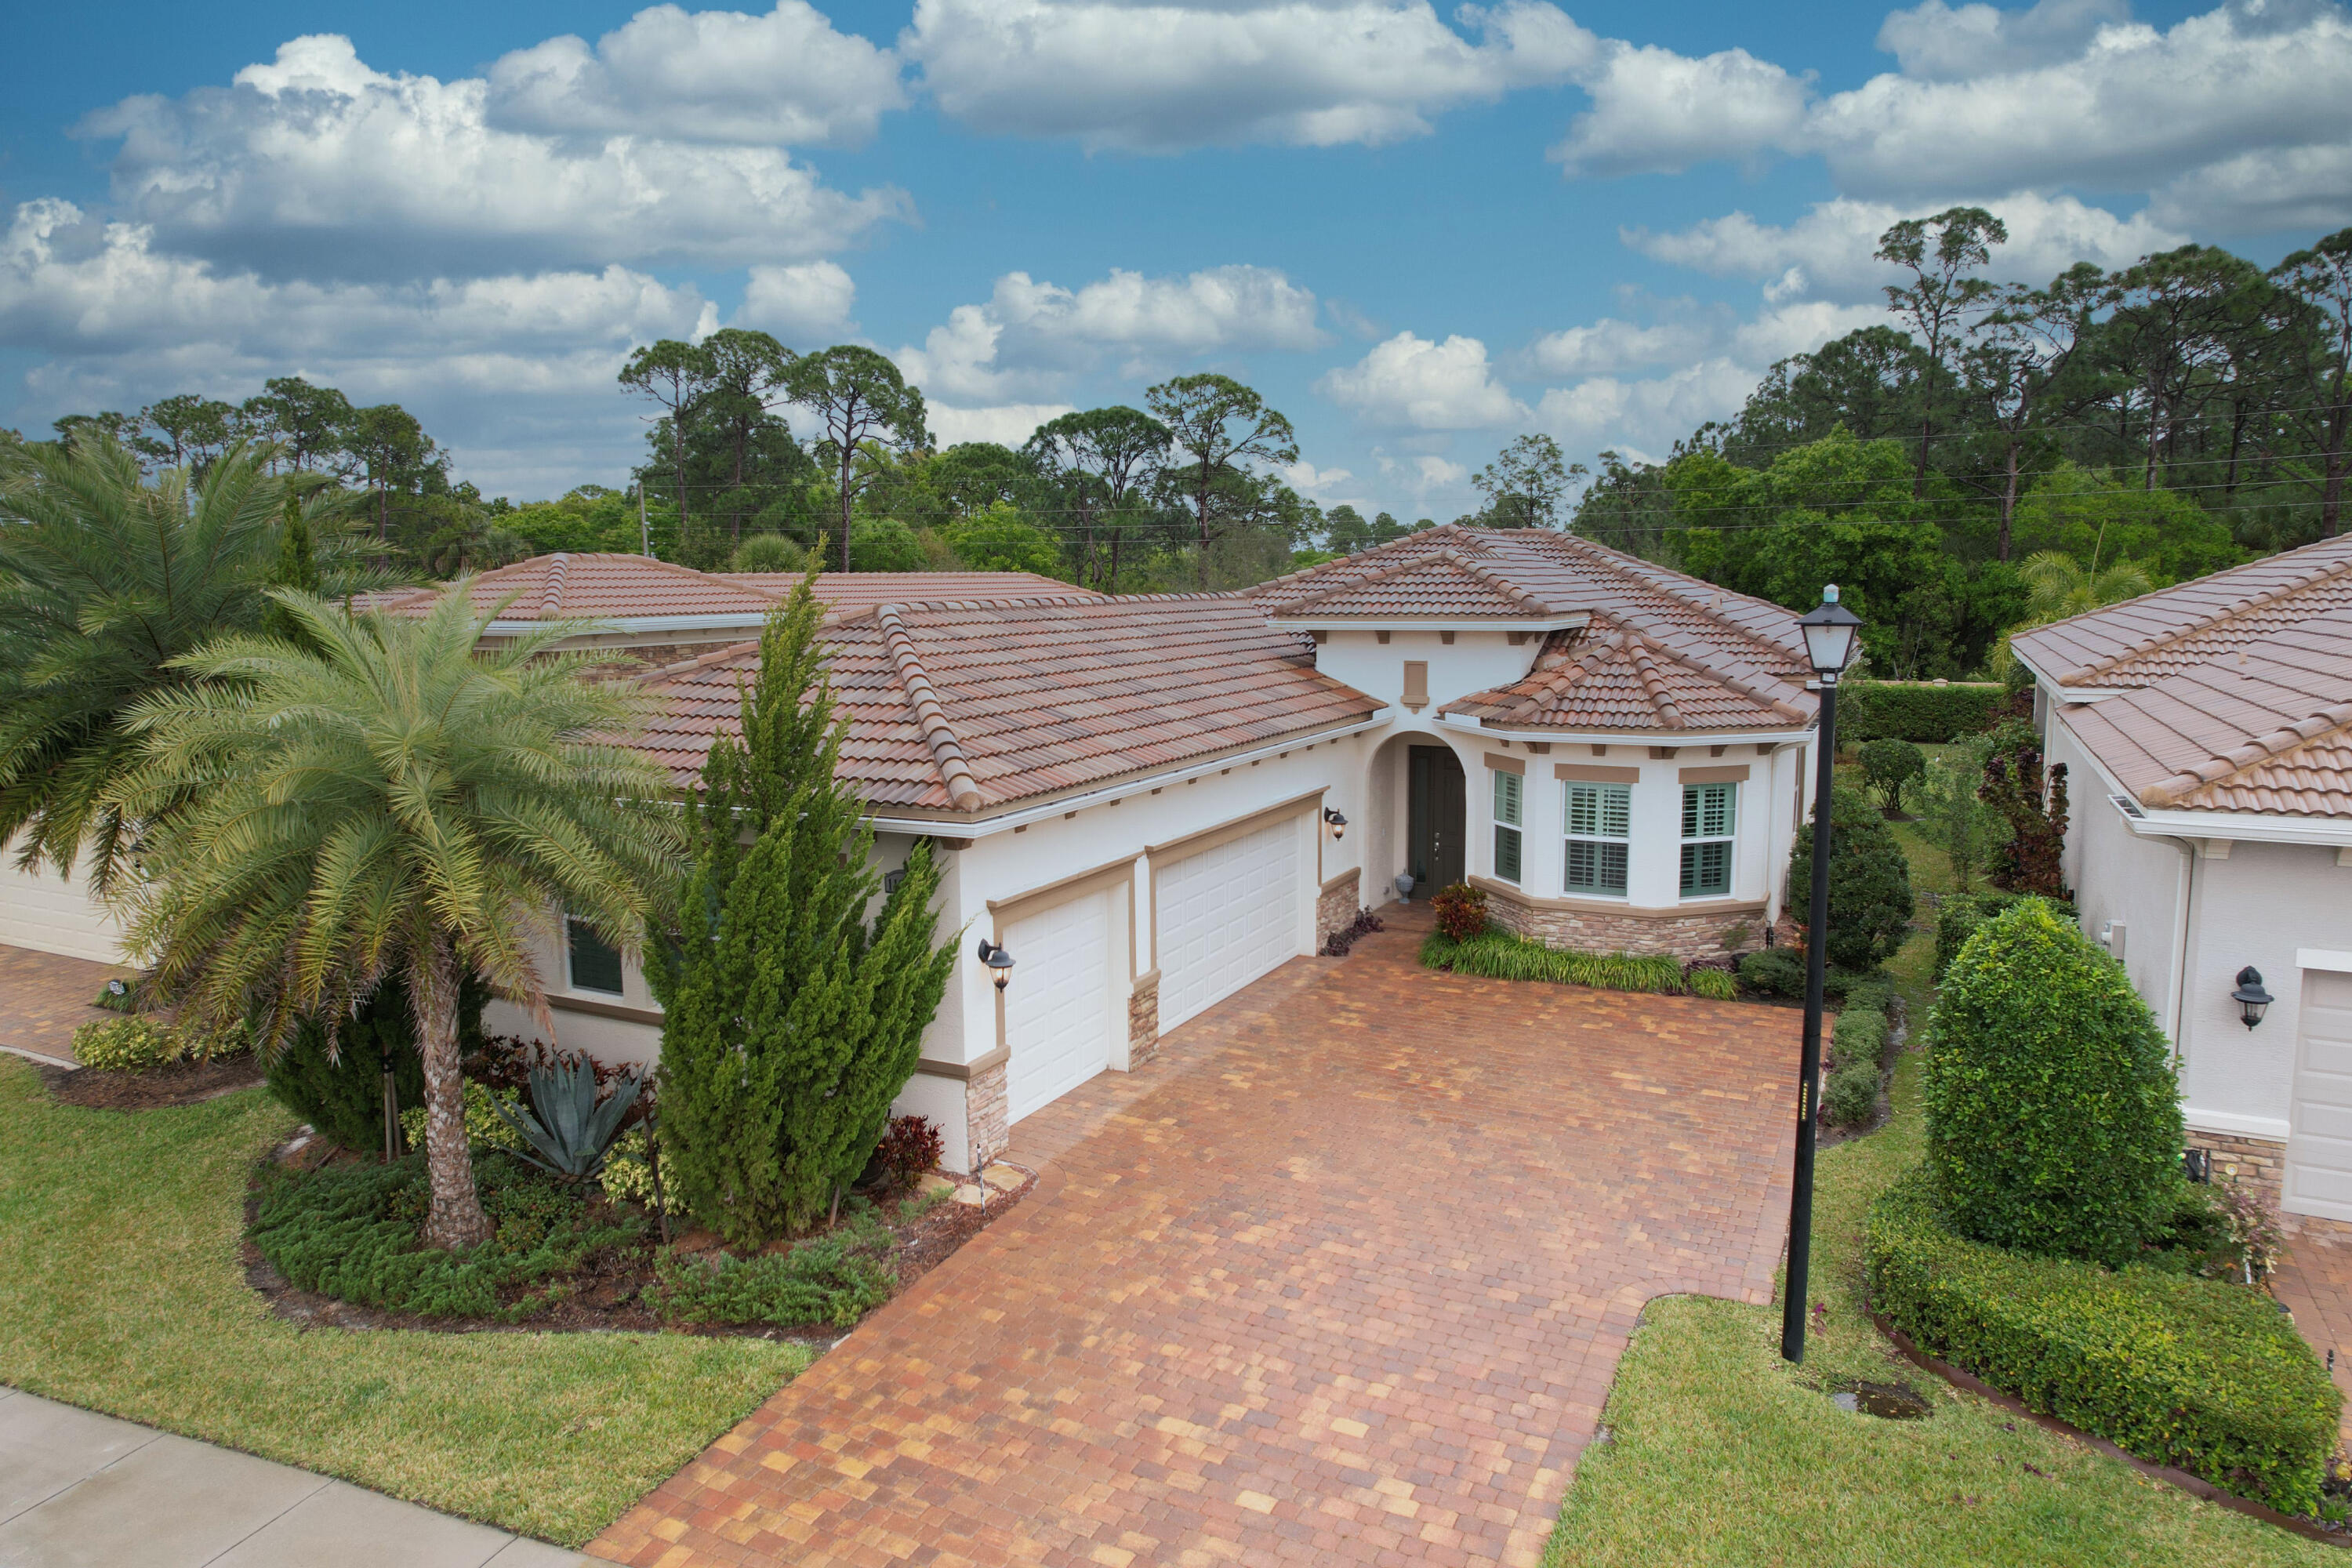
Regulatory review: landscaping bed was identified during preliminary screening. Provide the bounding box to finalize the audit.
[244,1138,1025,1341]
[40,1053,265,1109]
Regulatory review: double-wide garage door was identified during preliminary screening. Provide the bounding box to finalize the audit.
[2287,968,2352,1221]
[1000,811,1308,1126]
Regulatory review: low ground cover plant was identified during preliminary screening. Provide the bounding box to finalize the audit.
[1867,1167,2340,1514]
[1424,926,1733,997]
[655,1214,899,1330]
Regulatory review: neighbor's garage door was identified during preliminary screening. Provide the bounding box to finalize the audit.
[0,841,129,964]
[1003,888,1115,1123]
[1156,815,1304,1034]
[2286,968,2352,1222]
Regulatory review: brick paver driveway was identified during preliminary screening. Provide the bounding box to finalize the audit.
[593,913,1800,1568]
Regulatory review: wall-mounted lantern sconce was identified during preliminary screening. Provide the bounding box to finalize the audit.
[2230,965,2273,1030]
[1322,807,1348,840]
[976,937,1015,992]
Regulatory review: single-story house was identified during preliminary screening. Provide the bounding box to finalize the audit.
[2012,532,2352,1225]
[2,529,1826,1171]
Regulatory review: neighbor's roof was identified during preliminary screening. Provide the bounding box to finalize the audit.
[1444,621,1813,734]
[2059,599,2352,817]
[368,554,780,622]
[633,594,1381,814]
[2010,532,2352,691]
[720,570,1098,613]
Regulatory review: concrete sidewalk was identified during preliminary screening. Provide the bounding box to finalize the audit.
[0,1387,589,1568]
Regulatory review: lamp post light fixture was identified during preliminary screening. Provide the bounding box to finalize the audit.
[975,938,1015,991]
[2231,966,2274,1029]
[1782,584,1864,1366]
[1323,807,1348,840]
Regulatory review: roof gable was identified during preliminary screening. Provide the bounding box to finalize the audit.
[1443,620,1811,733]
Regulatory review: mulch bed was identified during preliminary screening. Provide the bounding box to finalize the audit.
[242,1137,1031,1343]
[40,1054,267,1110]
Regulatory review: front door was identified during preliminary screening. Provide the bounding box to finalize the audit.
[1406,744,1466,894]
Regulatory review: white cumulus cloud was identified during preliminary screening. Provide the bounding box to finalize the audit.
[738,260,857,340]
[928,401,1078,448]
[1875,0,2129,82]
[486,2,906,147]
[902,0,1598,151]
[1550,42,1812,176]
[1317,331,1525,430]
[79,34,910,281]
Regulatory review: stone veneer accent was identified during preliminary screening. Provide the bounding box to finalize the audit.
[1316,868,1362,946]
[1128,975,1162,1069]
[2187,1128,2285,1214]
[1476,878,1766,962]
[964,1058,1009,1176]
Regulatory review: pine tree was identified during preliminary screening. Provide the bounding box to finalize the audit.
[652,572,956,1243]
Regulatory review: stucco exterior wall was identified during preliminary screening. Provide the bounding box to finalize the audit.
[1310,629,1537,722]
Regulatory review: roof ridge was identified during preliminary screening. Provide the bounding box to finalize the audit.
[2066,550,2352,686]
[1619,630,1687,729]
[632,637,764,687]
[875,604,985,811]
[539,554,572,618]
[2140,697,2352,808]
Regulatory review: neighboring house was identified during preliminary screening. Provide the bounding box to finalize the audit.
[0,530,1827,1171]
[2011,532,2352,1225]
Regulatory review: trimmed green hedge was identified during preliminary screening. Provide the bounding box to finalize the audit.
[1842,681,2005,743]
[1936,890,2078,979]
[1423,928,1690,994]
[1867,1167,2339,1514]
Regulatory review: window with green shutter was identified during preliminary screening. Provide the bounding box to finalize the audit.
[1492,768,1523,883]
[1679,782,1737,898]
[1563,782,1630,895]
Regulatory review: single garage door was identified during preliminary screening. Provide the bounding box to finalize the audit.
[1156,815,1304,1034]
[0,843,129,964]
[1003,888,1115,1123]
[2286,968,2352,1222]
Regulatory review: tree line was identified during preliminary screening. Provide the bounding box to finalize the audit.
[1560,214,2352,677]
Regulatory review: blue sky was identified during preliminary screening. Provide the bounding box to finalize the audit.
[3,0,2341,519]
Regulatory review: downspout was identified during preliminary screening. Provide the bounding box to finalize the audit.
[2164,835,2197,1072]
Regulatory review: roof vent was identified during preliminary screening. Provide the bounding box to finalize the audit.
[2108,793,2147,821]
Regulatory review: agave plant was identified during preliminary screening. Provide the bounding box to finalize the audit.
[490,1060,644,1184]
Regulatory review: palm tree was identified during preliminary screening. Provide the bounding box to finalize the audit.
[2018,550,2154,622]
[111,588,684,1248]
[0,437,378,892]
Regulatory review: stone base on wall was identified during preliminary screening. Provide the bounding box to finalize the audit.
[1317,869,1361,946]
[964,1058,1009,1176]
[1128,975,1161,1069]
[1473,878,1766,962]
[2187,1128,2285,1214]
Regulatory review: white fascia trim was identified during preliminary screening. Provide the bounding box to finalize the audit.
[1270,615,1590,633]
[483,613,771,636]
[862,709,1394,840]
[2298,948,2352,974]
[2072,724,2352,848]
[2010,645,2131,702]
[1433,714,1817,747]
[2184,1108,2291,1142]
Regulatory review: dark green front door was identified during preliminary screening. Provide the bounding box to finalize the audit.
[1406,744,1466,893]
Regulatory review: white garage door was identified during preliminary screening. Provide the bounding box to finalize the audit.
[0,840,129,964]
[2286,969,2352,1221]
[1003,889,1115,1123]
[1156,815,1304,1034]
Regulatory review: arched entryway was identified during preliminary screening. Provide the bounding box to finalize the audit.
[1362,728,1474,904]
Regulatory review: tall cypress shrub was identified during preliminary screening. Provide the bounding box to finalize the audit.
[1922,901,2184,1266]
[1787,786,1916,972]
[652,574,956,1244]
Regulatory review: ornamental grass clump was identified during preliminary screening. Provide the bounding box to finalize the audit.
[1922,900,2184,1266]
[1422,927,1689,994]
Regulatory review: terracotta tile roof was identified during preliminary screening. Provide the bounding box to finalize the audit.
[370,554,781,622]
[633,594,1381,813]
[2059,601,2352,817]
[1265,548,1559,620]
[2010,532,2352,690]
[720,571,1098,611]
[1443,620,1812,733]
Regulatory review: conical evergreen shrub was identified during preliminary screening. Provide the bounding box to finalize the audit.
[652,572,956,1244]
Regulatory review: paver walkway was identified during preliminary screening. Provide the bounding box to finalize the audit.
[0,945,131,1067]
[2272,1217,2352,1446]
[593,912,1801,1567]
[0,1385,589,1568]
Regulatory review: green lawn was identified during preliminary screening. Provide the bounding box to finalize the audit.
[0,1058,809,1547]
[1544,929,2336,1566]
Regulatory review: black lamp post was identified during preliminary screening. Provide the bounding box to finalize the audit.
[1783,584,1863,1365]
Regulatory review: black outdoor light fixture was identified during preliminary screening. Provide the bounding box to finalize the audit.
[1783,584,1864,1366]
[1323,807,1348,840]
[976,937,1016,992]
[2231,966,2274,1030]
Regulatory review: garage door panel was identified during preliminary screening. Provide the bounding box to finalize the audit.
[1004,891,1113,1123]
[2288,971,2352,1221]
[1156,817,1303,1035]
[0,848,128,964]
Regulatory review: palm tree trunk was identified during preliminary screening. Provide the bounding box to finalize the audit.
[413,937,490,1250]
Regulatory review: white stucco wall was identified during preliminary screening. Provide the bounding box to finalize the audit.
[1310,628,1537,718]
